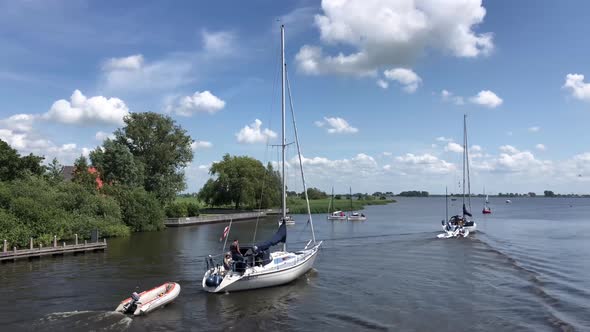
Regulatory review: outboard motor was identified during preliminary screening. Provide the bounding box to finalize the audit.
[205,273,223,287]
[123,292,141,314]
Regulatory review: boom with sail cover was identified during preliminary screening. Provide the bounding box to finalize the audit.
[256,221,287,251]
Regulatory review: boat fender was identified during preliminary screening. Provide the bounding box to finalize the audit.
[205,274,224,287]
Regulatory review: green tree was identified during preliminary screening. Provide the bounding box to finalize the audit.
[90,139,144,187]
[73,155,97,191]
[115,112,193,203]
[0,139,45,181]
[544,190,555,197]
[306,187,328,200]
[102,185,164,232]
[198,154,280,209]
[46,157,64,184]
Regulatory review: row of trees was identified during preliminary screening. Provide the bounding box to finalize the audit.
[398,191,430,197]
[0,112,194,247]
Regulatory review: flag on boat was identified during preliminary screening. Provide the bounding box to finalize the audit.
[463,204,473,217]
[220,225,230,241]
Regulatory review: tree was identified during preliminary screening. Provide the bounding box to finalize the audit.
[46,157,63,184]
[102,185,164,232]
[90,139,144,187]
[198,154,280,209]
[306,187,328,200]
[73,155,98,191]
[0,139,45,181]
[115,112,193,203]
[544,190,555,197]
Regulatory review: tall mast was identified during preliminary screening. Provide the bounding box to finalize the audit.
[462,114,466,216]
[281,24,286,251]
[465,114,472,211]
[349,187,353,216]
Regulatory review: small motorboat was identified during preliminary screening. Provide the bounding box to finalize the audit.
[505,199,511,204]
[347,212,367,221]
[115,282,180,316]
[278,215,295,226]
[482,207,492,214]
[327,210,347,220]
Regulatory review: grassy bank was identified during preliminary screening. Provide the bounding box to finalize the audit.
[286,198,395,214]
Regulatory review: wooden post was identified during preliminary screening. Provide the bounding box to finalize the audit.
[30,238,33,250]
[103,238,106,244]
[75,234,78,246]
[53,235,57,248]
[39,243,42,250]
[63,241,66,247]
[3,240,6,253]
[13,246,17,253]
[84,240,87,245]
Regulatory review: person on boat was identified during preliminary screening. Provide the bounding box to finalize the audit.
[230,239,243,261]
[223,252,232,271]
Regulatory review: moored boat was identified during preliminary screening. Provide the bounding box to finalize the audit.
[347,187,367,221]
[115,282,180,316]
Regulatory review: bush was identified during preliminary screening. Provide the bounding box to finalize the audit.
[186,202,200,217]
[102,185,164,232]
[165,202,188,218]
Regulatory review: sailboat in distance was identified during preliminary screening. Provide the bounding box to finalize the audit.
[327,187,346,220]
[347,187,367,221]
[439,114,477,238]
[482,186,491,214]
[202,25,321,293]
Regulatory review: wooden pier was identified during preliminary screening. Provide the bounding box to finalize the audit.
[1,235,107,262]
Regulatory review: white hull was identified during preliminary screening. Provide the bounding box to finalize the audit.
[327,216,346,220]
[347,216,367,221]
[115,282,180,316]
[439,222,476,238]
[202,243,321,293]
[278,216,295,226]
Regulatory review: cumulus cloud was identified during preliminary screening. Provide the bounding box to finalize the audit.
[535,144,546,151]
[202,30,235,55]
[191,140,213,150]
[563,73,590,102]
[101,54,193,92]
[0,113,36,132]
[528,126,540,132]
[103,54,144,71]
[471,145,482,152]
[394,153,455,175]
[499,145,519,154]
[376,79,389,89]
[469,90,503,108]
[436,136,453,142]
[95,131,114,141]
[383,68,422,93]
[441,89,465,105]
[236,119,277,144]
[295,0,493,76]
[315,116,358,134]
[166,90,225,116]
[44,90,129,126]
[445,142,464,153]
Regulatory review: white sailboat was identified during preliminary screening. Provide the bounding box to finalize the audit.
[327,187,346,220]
[482,186,491,214]
[347,187,367,221]
[439,114,477,238]
[202,25,321,293]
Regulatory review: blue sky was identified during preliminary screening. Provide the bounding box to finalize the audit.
[2,0,590,195]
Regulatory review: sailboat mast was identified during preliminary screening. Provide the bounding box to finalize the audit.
[280,25,287,224]
[349,187,353,216]
[445,186,449,222]
[465,114,472,211]
[462,114,466,216]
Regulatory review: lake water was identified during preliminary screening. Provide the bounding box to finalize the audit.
[1,197,589,331]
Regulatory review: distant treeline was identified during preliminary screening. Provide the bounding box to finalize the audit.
[397,191,429,197]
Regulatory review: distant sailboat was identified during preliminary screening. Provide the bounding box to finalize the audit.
[347,187,367,221]
[438,115,477,238]
[327,187,346,220]
[482,187,491,214]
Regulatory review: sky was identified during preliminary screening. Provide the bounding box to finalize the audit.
[2,0,590,195]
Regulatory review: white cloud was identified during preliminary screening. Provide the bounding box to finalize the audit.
[0,113,36,132]
[469,90,503,108]
[101,53,193,93]
[528,126,540,133]
[377,79,389,89]
[236,119,277,144]
[436,136,453,142]
[295,0,493,76]
[499,145,519,154]
[563,73,590,102]
[394,153,456,175]
[202,30,235,55]
[315,117,358,134]
[471,145,482,152]
[191,140,213,150]
[95,131,114,141]
[440,89,465,105]
[103,54,144,71]
[445,142,464,153]
[166,90,225,116]
[44,90,129,126]
[383,68,422,93]
[535,144,546,151]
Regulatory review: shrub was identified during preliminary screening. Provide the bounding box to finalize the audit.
[186,202,200,217]
[102,185,165,232]
[165,202,188,218]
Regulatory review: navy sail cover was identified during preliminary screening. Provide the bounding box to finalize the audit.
[463,204,473,217]
[256,221,287,251]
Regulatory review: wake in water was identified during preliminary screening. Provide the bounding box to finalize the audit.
[33,310,132,331]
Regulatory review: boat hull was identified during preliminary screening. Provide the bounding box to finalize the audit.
[327,216,346,220]
[347,216,366,221]
[202,243,320,293]
[115,282,180,316]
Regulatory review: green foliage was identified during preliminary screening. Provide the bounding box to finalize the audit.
[305,187,328,200]
[165,202,188,218]
[398,191,429,197]
[102,185,164,232]
[186,202,200,217]
[0,176,129,247]
[115,112,193,203]
[73,155,98,191]
[198,154,281,209]
[0,139,45,181]
[90,139,144,187]
[46,158,64,184]
[544,190,555,197]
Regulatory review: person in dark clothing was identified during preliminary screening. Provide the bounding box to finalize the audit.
[230,239,243,261]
